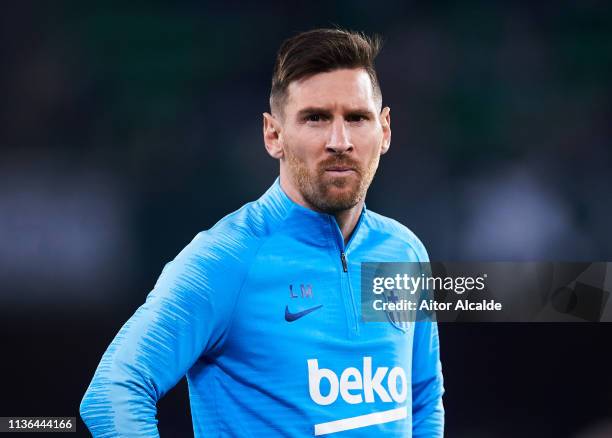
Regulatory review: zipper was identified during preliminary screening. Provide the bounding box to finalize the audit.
[338,248,359,336]
[330,211,365,337]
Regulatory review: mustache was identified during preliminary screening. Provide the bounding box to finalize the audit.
[318,157,361,174]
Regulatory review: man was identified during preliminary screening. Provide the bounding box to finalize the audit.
[80,28,444,437]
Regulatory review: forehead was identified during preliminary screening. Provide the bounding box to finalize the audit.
[285,68,377,112]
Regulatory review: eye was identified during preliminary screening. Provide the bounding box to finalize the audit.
[305,113,326,122]
[346,114,368,123]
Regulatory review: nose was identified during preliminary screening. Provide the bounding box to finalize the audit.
[326,118,353,154]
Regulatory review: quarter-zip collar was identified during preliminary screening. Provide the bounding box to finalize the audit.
[258,177,367,252]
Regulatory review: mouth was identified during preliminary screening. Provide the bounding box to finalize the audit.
[324,166,356,175]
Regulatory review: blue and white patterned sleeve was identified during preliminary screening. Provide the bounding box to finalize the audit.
[79,231,249,437]
[410,240,445,438]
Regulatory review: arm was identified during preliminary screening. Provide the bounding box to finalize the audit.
[407,234,445,437]
[411,319,445,437]
[80,231,248,437]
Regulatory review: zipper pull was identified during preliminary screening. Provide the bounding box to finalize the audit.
[340,251,348,272]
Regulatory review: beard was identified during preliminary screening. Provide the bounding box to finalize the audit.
[284,147,380,214]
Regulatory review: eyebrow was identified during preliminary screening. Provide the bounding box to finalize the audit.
[295,107,377,119]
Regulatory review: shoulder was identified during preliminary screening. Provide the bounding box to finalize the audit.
[172,198,286,271]
[365,209,430,263]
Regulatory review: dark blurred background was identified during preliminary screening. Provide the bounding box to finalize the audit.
[1,1,611,437]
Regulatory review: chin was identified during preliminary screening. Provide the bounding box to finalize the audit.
[319,190,361,212]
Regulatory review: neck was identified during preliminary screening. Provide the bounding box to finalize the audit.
[333,201,364,246]
[279,174,364,246]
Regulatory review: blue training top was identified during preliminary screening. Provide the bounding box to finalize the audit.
[80,178,444,437]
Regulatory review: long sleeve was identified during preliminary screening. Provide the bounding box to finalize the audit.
[411,319,445,437]
[79,230,251,437]
[408,235,445,437]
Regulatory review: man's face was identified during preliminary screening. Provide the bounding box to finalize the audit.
[266,68,391,213]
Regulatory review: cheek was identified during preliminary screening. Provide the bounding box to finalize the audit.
[284,128,326,160]
[354,126,383,155]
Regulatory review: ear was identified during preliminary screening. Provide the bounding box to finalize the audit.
[380,106,391,155]
[263,112,283,159]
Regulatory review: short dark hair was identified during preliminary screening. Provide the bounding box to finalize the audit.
[270,28,383,116]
